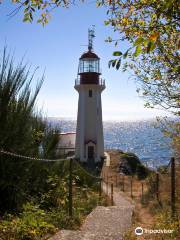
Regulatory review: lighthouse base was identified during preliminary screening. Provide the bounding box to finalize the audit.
[76,156,105,173]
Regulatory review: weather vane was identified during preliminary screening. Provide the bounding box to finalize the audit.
[88,25,95,51]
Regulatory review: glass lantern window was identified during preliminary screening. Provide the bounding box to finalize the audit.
[79,59,99,73]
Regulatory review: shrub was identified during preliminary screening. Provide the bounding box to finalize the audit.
[0,203,56,240]
[136,164,150,180]
[153,211,180,240]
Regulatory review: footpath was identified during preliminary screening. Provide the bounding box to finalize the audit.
[50,153,134,240]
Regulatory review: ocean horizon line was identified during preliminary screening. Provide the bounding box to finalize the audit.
[47,116,176,123]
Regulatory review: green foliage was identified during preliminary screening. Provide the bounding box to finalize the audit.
[112,51,122,57]
[157,165,169,174]
[0,203,56,240]
[39,174,69,210]
[7,0,69,26]
[122,153,141,171]
[120,152,150,179]
[0,47,106,239]
[153,211,180,240]
[0,181,104,239]
[156,117,180,158]
[0,48,60,213]
[136,164,150,180]
[74,189,99,215]
[102,0,179,115]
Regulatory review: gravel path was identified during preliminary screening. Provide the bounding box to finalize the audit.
[50,204,133,240]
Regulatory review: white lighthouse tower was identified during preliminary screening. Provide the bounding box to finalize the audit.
[75,28,105,167]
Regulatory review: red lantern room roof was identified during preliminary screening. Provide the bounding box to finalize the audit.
[80,51,99,60]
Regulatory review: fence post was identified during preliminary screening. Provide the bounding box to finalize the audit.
[122,175,125,192]
[130,176,133,198]
[111,183,113,205]
[110,175,112,184]
[171,157,176,218]
[115,174,118,187]
[68,158,73,217]
[106,177,108,195]
[141,182,144,203]
[156,172,159,201]
[99,178,102,198]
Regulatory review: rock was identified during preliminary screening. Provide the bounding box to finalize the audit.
[107,150,150,179]
[119,152,150,179]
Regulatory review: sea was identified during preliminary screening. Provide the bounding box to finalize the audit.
[49,118,173,169]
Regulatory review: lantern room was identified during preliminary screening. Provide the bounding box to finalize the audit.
[78,51,101,85]
[77,27,101,85]
[78,51,100,74]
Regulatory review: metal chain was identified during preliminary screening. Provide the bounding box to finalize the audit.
[0,149,68,163]
[0,149,102,180]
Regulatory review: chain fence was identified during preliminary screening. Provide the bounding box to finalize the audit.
[0,149,103,217]
[101,157,180,218]
[1,149,179,218]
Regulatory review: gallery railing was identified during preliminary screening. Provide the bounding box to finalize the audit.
[75,78,105,86]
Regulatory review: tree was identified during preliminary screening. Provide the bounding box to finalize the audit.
[1,0,70,25]
[101,0,179,115]
[100,0,180,158]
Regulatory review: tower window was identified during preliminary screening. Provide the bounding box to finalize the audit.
[89,90,92,97]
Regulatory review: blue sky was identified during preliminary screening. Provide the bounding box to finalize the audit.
[0,2,168,120]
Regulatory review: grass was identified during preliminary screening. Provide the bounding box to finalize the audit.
[0,159,108,240]
[105,150,180,240]
[0,187,107,240]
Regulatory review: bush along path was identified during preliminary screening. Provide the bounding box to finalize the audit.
[50,154,134,240]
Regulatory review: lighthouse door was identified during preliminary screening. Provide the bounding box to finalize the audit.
[88,146,94,159]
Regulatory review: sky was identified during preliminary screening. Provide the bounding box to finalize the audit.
[0,1,169,121]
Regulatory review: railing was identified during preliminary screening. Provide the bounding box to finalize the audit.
[75,78,105,86]
[0,149,102,217]
[101,157,179,218]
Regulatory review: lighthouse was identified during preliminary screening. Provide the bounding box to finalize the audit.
[74,28,105,168]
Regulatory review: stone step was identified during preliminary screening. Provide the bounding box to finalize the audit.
[57,230,123,240]
[50,206,132,240]
[82,206,132,234]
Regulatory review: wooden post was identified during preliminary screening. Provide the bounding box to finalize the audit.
[111,183,113,205]
[171,157,176,218]
[99,178,102,197]
[130,176,133,198]
[110,175,112,184]
[141,182,144,203]
[122,175,125,192]
[156,172,159,203]
[106,179,108,195]
[68,158,73,217]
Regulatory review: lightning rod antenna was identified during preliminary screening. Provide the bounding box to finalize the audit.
[88,26,95,51]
